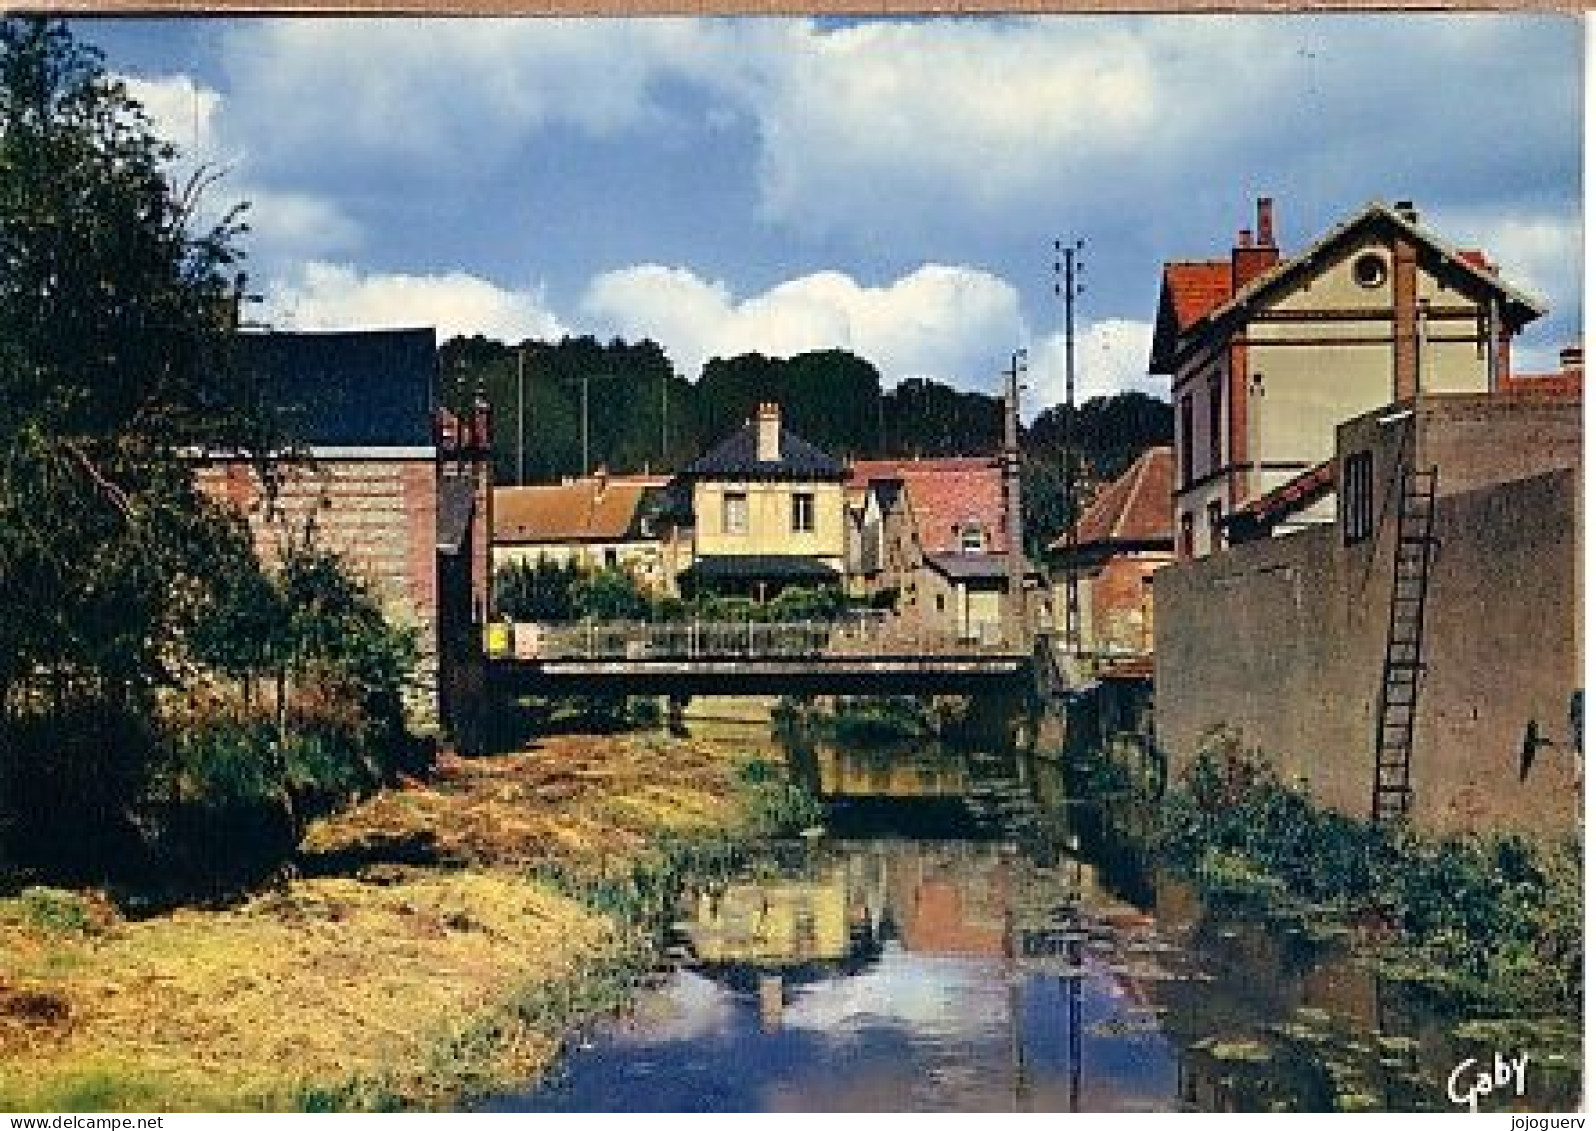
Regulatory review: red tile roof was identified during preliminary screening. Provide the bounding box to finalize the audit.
[493,475,666,544]
[1164,261,1234,331]
[849,457,1011,554]
[1052,446,1173,552]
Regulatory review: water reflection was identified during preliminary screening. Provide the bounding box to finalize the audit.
[484,730,1581,1113]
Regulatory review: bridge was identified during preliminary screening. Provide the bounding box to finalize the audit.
[484,616,1034,696]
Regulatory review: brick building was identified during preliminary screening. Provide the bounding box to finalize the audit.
[1047,446,1174,662]
[197,328,491,733]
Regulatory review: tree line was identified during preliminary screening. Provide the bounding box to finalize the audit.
[0,19,420,892]
[441,336,1172,555]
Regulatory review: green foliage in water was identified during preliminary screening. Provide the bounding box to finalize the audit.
[1160,728,1582,1016]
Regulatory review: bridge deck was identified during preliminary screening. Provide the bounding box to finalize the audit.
[485,618,1032,695]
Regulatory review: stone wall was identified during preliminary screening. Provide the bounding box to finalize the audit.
[1154,455,1580,836]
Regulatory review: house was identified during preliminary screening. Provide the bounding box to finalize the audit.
[1149,197,1544,560]
[847,456,1034,643]
[491,471,672,590]
[1151,200,1582,834]
[196,328,491,733]
[674,402,849,598]
[1046,446,1174,662]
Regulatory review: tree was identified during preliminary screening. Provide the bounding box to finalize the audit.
[0,17,254,862]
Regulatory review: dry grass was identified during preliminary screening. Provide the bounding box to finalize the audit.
[301,730,763,876]
[0,728,776,1111]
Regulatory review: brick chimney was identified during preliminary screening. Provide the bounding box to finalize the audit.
[1232,196,1281,292]
[1559,344,1584,378]
[756,402,782,463]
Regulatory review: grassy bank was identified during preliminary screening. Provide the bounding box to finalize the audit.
[1158,731,1582,1018]
[0,730,810,1111]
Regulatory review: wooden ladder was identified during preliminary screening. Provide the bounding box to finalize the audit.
[1372,465,1438,824]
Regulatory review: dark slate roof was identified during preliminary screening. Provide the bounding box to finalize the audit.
[682,422,847,480]
[436,474,477,556]
[924,552,1041,583]
[235,328,437,449]
[680,555,841,582]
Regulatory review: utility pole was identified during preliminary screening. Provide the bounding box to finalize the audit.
[661,370,669,467]
[1003,349,1028,650]
[564,372,623,479]
[1054,238,1085,658]
[515,347,526,485]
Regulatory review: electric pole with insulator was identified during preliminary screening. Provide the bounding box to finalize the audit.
[1054,238,1085,658]
[1003,349,1028,649]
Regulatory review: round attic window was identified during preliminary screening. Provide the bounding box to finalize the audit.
[1353,252,1388,289]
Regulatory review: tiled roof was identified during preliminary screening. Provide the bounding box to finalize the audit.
[924,552,1041,582]
[683,421,846,480]
[493,476,665,544]
[235,328,437,449]
[1163,261,1234,331]
[1200,202,1544,337]
[1052,446,1174,553]
[852,457,1010,555]
[1227,459,1336,535]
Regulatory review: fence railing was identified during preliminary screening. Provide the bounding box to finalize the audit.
[484,615,1019,662]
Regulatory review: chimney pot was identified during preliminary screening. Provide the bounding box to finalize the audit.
[1256,197,1275,248]
[1238,228,1253,250]
[1559,345,1584,371]
[1394,200,1418,223]
[756,402,782,462]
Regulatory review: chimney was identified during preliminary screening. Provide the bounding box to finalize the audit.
[1256,197,1275,248]
[1394,200,1419,224]
[470,396,492,454]
[593,463,609,497]
[1560,345,1584,376]
[756,402,781,463]
[1232,197,1281,292]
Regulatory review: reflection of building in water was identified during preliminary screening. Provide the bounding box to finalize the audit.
[815,746,969,800]
[685,863,855,967]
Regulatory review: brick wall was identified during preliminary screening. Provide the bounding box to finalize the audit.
[196,456,442,725]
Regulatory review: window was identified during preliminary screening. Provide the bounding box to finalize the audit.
[1179,511,1195,558]
[1207,375,1223,474]
[791,491,815,533]
[1206,500,1224,553]
[723,491,748,535]
[604,548,619,570]
[1179,394,1195,487]
[1343,451,1374,544]
[1353,252,1388,289]
[960,525,984,553]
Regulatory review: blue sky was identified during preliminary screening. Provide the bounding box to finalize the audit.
[77,15,1583,408]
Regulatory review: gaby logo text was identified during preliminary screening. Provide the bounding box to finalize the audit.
[1447,1052,1529,1112]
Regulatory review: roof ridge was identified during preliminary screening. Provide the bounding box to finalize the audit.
[1110,448,1154,541]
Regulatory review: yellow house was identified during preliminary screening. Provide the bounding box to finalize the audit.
[677,402,849,598]
[1149,197,1543,560]
[491,472,672,591]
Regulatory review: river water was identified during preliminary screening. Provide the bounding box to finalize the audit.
[482,726,1582,1114]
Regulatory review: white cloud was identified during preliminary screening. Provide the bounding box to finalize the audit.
[120,73,224,162]
[582,262,1028,391]
[1029,319,1163,411]
[264,262,568,343]
[1429,207,1582,316]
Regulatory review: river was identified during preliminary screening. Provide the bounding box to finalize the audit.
[480,717,1582,1113]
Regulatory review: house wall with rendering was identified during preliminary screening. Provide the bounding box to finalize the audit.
[692,478,848,569]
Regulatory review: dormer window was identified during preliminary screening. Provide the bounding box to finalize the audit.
[959,525,984,553]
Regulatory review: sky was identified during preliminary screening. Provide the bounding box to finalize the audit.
[76,14,1583,412]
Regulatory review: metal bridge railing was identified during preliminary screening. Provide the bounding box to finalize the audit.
[483,615,1018,663]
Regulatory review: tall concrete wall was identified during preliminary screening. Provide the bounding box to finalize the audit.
[1154,460,1580,836]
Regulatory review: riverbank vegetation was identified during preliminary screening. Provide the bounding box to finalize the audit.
[0,730,811,1110]
[1158,729,1581,1018]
